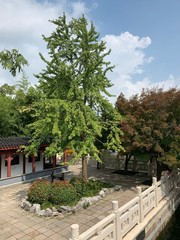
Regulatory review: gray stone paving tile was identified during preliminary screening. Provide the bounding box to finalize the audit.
[23,227,36,235]
[49,234,67,240]
[33,234,47,240]
[27,230,41,238]
[59,228,71,237]
[43,229,56,237]
[6,237,16,240]
[37,227,49,234]
[12,231,27,239]
[18,235,32,240]
[32,224,44,231]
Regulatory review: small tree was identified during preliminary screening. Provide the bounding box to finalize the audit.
[26,14,123,180]
[0,49,28,76]
[116,88,180,178]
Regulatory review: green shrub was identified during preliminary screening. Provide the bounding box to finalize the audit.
[27,179,51,204]
[48,181,77,205]
[70,177,114,197]
[86,179,114,196]
[27,177,114,208]
[41,201,53,210]
[69,177,87,196]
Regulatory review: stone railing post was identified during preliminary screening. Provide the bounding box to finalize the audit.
[137,186,143,223]
[112,201,120,240]
[69,224,80,240]
[112,200,118,212]
[152,177,158,207]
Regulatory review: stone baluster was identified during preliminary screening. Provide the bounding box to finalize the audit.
[112,200,121,240]
[137,186,143,223]
[69,224,79,240]
[152,177,158,207]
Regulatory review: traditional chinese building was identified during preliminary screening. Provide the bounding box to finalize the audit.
[0,137,62,185]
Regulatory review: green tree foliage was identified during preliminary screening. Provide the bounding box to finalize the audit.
[116,88,180,176]
[0,49,31,136]
[0,49,28,76]
[0,83,20,137]
[0,94,18,137]
[0,83,15,96]
[0,77,39,137]
[26,14,123,180]
[15,73,40,135]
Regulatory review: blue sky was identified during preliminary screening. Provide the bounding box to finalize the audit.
[89,0,180,82]
[0,0,180,101]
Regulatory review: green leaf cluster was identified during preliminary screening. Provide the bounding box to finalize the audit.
[25,14,123,164]
[0,49,28,76]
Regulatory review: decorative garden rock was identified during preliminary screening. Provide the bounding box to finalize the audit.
[114,185,121,191]
[30,204,41,214]
[20,184,120,217]
[60,205,72,213]
[44,208,53,217]
[21,199,32,211]
[38,210,46,216]
[91,195,101,203]
[99,190,105,198]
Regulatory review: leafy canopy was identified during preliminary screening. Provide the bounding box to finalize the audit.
[26,14,123,161]
[116,88,180,168]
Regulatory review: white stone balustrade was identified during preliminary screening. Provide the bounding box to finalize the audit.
[70,170,180,240]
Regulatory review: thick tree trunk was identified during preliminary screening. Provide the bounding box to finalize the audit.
[82,156,88,181]
[150,153,161,181]
[124,153,131,172]
[156,160,162,181]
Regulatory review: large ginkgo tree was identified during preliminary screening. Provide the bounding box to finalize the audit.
[26,14,123,180]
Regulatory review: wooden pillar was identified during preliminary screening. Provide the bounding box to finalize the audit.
[43,156,45,170]
[23,155,26,174]
[63,150,67,163]
[5,153,13,177]
[0,156,1,178]
[32,155,35,172]
[52,155,56,168]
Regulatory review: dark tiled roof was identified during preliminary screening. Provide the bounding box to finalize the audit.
[0,137,30,149]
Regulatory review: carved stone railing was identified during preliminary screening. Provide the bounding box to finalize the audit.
[70,170,180,240]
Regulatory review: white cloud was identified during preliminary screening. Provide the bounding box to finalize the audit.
[102,32,152,75]
[102,32,180,103]
[0,0,89,85]
[150,74,180,90]
[101,32,154,101]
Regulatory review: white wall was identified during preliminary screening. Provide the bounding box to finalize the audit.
[25,153,43,173]
[0,152,44,178]
[1,154,6,178]
[26,158,32,174]
[1,153,23,178]
[11,154,23,177]
[36,153,43,171]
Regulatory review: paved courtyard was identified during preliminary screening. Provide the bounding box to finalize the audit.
[0,165,150,240]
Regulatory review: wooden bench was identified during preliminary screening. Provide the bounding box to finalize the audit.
[54,170,71,181]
